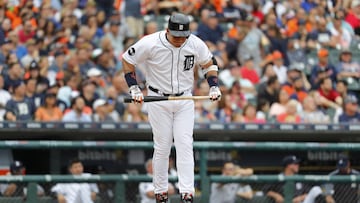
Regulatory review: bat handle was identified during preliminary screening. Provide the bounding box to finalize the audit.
[123,97,133,103]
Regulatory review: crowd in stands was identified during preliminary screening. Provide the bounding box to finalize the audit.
[1,0,360,124]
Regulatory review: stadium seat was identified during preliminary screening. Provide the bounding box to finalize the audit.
[236,195,273,203]
[0,197,23,203]
[38,196,56,203]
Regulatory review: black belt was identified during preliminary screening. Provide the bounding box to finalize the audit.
[148,86,184,96]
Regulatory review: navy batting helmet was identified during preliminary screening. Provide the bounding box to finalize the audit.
[168,13,190,37]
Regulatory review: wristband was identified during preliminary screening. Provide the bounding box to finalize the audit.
[125,72,138,87]
[207,75,218,87]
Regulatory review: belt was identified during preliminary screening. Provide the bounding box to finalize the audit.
[148,86,184,96]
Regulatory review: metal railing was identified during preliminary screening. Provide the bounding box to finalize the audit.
[1,141,360,203]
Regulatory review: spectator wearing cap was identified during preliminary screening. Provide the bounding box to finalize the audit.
[0,160,44,197]
[345,0,360,35]
[25,60,50,90]
[87,67,106,98]
[62,96,92,122]
[35,93,63,121]
[4,81,36,121]
[3,62,23,91]
[310,48,338,89]
[0,75,11,121]
[92,98,114,122]
[337,94,360,123]
[264,155,323,203]
[336,48,360,81]
[271,51,287,84]
[324,156,360,203]
[316,77,343,111]
[0,38,15,66]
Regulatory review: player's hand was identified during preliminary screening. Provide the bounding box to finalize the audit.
[209,86,221,101]
[129,85,144,103]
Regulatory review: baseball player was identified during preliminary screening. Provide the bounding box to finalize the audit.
[122,12,221,203]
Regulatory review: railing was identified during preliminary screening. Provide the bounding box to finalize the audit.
[1,141,360,202]
[2,174,360,203]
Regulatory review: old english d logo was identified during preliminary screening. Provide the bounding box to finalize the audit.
[183,55,194,71]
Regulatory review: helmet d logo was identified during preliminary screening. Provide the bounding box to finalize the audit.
[179,25,184,30]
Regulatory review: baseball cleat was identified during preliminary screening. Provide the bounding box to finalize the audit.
[155,192,168,203]
[180,193,193,203]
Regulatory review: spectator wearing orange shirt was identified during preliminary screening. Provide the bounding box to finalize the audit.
[240,56,260,85]
[35,93,63,121]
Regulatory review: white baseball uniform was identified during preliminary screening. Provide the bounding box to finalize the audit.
[123,31,213,194]
[51,173,99,203]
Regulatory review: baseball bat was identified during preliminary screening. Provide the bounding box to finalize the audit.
[123,96,211,103]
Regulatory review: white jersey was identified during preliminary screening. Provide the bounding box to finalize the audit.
[51,173,99,203]
[122,31,213,94]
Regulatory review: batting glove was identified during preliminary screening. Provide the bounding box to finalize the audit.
[129,85,144,103]
[209,86,221,101]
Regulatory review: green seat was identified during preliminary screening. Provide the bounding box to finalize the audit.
[38,196,55,203]
[236,195,273,203]
[0,197,23,203]
[169,195,201,203]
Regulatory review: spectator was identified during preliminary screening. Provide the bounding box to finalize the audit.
[62,96,92,122]
[228,80,247,110]
[0,39,15,67]
[306,17,335,49]
[324,156,360,203]
[335,79,353,100]
[345,0,360,35]
[92,98,114,122]
[124,0,144,39]
[276,99,302,123]
[258,76,280,106]
[35,93,63,121]
[4,81,36,121]
[197,10,224,50]
[0,160,44,197]
[310,48,338,89]
[336,49,360,81]
[210,161,253,203]
[300,95,330,123]
[0,75,11,121]
[80,79,99,109]
[138,158,176,203]
[338,94,360,123]
[51,158,99,203]
[269,89,290,118]
[281,67,309,103]
[240,56,260,85]
[239,103,266,123]
[317,77,343,109]
[264,155,323,203]
[271,50,287,84]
